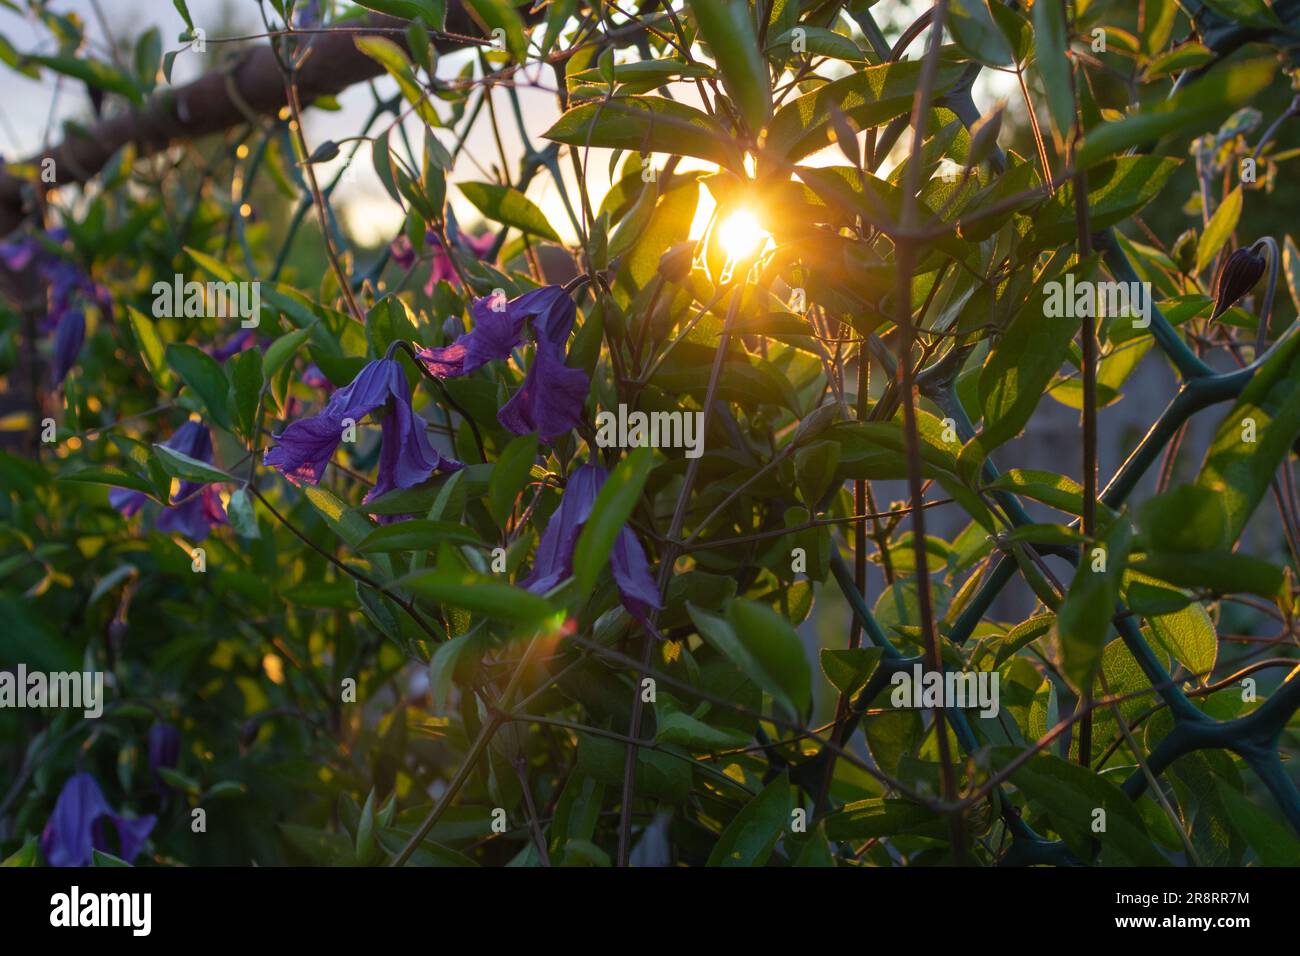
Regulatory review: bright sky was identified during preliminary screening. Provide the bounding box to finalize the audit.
[0,1,1018,248]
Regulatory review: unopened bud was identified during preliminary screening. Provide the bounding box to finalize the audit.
[1211,244,1267,320]
[658,240,696,283]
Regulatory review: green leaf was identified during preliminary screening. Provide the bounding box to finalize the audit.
[1191,328,1300,548]
[1196,186,1243,274]
[1146,598,1217,680]
[172,0,194,29]
[824,797,945,840]
[766,59,966,162]
[1129,551,1283,598]
[705,773,792,867]
[227,487,260,539]
[655,705,750,751]
[690,599,811,720]
[59,466,161,500]
[357,520,483,551]
[972,259,1089,455]
[573,447,654,599]
[352,0,446,24]
[949,0,1014,67]
[793,439,839,507]
[1029,158,1181,247]
[459,182,560,242]
[134,27,161,91]
[30,54,141,104]
[488,434,538,527]
[401,569,556,626]
[687,0,771,133]
[1146,42,1215,80]
[988,470,1118,523]
[1215,782,1300,865]
[355,788,377,865]
[1030,0,1073,143]
[545,97,743,173]
[165,343,232,430]
[575,732,691,803]
[126,305,174,390]
[820,646,883,699]
[1056,521,1132,691]
[1,836,37,867]
[231,347,263,439]
[462,0,527,63]
[154,443,232,484]
[995,748,1167,865]
[1201,0,1283,29]
[354,36,440,128]
[92,849,132,867]
[766,27,869,63]
[1076,59,1275,169]
[428,629,483,708]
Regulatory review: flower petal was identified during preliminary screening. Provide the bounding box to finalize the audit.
[520,464,604,594]
[497,341,589,442]
[264,359,399,484]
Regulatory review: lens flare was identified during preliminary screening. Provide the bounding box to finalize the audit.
[717,209,768,262]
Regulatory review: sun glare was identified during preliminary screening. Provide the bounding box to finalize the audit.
[717,209,769,262]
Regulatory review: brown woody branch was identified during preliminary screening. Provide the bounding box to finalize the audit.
[0,8,504,238]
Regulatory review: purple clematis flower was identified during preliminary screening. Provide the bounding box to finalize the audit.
[497,337,589,440]
[264,358,461,502]
[425,231,495,295]
[295,0,323,29]
[521,462,660,625]
[52,308,85,386]
[209,328,258,363]
[0,228,111,385]
[147,723,181,792]
[301,363,334,392]
[41,773,156,867]
[387,228,495,295]
[109,421,228,541]
[417,285,589,442]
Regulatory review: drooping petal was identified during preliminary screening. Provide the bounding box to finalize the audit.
[109,487,148,518]
[147,723,181,791]
[41,773,112,867]
[389,233,417,270]
[611,527,662,624]
[414,338,469,379]
[366,373,463,503]
[423,230,495,294]
[264,359,399,484]
[106,812,157,863]
[0,235,38,270]
[497,340,589,442]
[416,289,525,380]
[51,308,85,385]
[164,421,215,504]
[210,328,256,363]
[520,464,605,594]
[156,486,226,541]
[302,364,333,391]
[511,285,577,349]
[165,421,211,461]
[520,463,661,620]
[41,773,155,867]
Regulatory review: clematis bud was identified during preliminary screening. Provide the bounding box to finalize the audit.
[147,722,181,791]
[1211,244,1267,320]
[657,241,696,284]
